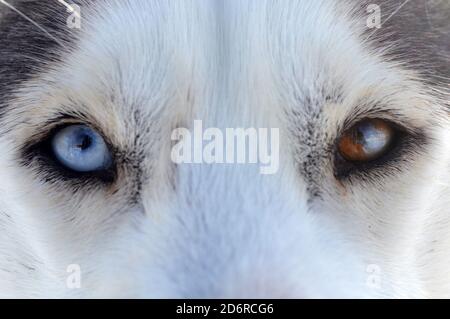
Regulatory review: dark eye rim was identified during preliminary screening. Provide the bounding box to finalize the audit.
[20,121,117,185]
[333,118,427,181]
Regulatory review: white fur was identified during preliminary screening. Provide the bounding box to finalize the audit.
[0,0,448,298]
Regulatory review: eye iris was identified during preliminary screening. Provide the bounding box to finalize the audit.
[338,119,394,162]
[51,125,112,172]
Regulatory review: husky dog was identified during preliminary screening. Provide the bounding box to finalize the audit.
[0,0,448,298]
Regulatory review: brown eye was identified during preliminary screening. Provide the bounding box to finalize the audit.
[338,119,395,162]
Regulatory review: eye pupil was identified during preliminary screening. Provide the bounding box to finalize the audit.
[355,130,364,143]
[77,135,92,150]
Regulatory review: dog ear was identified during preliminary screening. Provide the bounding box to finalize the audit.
[358,0,449,88]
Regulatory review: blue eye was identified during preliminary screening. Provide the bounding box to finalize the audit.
[51,125,112,172]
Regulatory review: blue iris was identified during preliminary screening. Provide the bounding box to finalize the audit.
[51,125,112,172]
[357,121,391,157]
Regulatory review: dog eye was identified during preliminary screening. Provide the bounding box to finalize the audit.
[338,119,395,162]
[51,125,112,172]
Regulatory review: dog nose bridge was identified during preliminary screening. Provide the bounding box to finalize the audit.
[169,154,312,236]
[175,161,296,211]
[164,200,334,297]
[140,163,367,298]
[158,163,311,292]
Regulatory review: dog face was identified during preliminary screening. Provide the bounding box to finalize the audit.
[0,0,448,298]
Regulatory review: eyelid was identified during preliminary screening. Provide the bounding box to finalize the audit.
[339,109,420,141]
[23,113,105,150]
[22,116,82,146]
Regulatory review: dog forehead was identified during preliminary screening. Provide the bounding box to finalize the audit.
[1,0,447,120]
[69,1,363,117]
[2,1,427,138]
